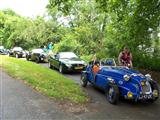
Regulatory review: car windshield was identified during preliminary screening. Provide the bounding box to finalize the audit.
[101,58,116,66]
[59,52,78,59]
[13,47,23,51]
[32,49,44,53]
[0,46,4,49]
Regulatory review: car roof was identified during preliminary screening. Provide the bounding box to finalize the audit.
[32,48,44,53]
[13,47,23,50]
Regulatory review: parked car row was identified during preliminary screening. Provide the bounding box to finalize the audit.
[2,46,87,73]
[25,48,87,73]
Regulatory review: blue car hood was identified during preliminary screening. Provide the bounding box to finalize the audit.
[100,67,149,94]
[101,67,146,83]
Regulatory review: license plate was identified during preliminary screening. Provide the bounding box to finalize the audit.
[139,94,152,99]
[75,66,83,70]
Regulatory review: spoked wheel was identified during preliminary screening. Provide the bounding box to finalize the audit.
[80,72,88,87]
[106,84,119,104]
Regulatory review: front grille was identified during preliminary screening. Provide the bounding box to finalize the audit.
[142,81,151,94]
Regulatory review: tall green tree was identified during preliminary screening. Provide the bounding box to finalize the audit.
[0,9,59,49]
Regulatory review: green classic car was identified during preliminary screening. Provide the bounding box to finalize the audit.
[49,52,86,73]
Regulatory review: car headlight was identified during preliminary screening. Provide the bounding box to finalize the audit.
[127,91,133,98]
[65,63,72,67]
[145,74,152,81]
[153,90,158,97]
[141,81,146,86]
[108,77,115,84]
[123,75,130,81]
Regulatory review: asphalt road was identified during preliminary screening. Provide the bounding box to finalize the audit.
[41,63,160,120]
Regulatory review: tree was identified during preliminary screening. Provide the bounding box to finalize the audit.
[0,9,59,49]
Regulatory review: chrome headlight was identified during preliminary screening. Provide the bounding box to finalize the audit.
[145,74,152,81]
[127,91,133,98]
[153,90,158,97]
[123,75,130,81]
[141,81,146,86]
[65,63,72,67]
[108,77,115,84]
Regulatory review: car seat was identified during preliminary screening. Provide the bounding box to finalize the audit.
[104,59,115,66]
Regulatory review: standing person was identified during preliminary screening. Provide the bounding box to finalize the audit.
[48,42,54,50]
[118,46,133,68]
[47,42,54,56]
[43,45,48,53]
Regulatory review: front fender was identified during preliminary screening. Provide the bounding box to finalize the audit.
[119,82,139,97]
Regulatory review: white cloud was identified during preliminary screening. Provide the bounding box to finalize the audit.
[0,0,48,17]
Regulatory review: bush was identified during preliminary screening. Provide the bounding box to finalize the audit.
[133,53,160,71]
[53,34,82,54]
[81,55,93,62]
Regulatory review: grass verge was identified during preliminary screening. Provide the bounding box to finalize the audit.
[0,55,88,103]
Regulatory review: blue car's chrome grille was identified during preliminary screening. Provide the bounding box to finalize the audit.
[141,81,151,94]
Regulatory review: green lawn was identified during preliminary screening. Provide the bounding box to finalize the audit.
[0,55,88,103]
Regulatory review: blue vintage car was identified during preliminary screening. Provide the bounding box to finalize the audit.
[81,59,159,104]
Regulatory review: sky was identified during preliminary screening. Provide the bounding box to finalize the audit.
[0,0,48,17]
